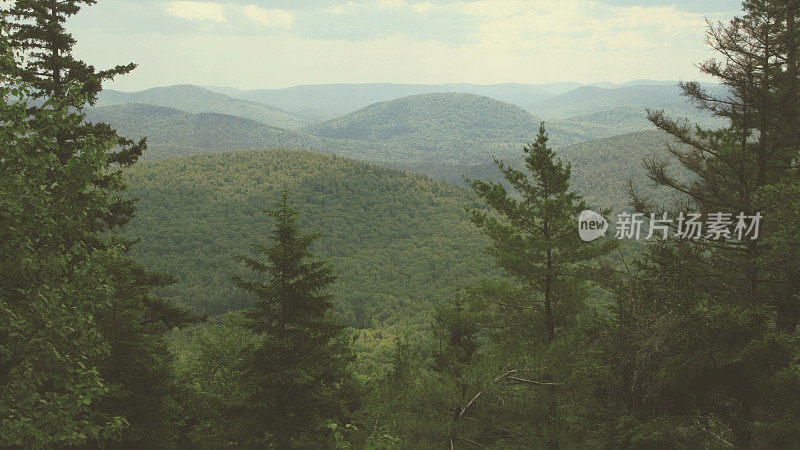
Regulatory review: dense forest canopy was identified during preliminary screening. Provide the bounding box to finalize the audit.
[124,149,494,326]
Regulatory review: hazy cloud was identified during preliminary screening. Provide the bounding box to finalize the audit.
[377,0,406,8]
[412,2,434,12]
[64,0,737,91]
[243,5,293,29]
[166,1,225,22]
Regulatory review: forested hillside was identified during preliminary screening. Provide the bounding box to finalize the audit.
[551,105,724,141]
[97,84,306,129]
[85,104,421,161]
[86,96,592,164]
[526,83,727,118]
[124,149,494,327]
[303,92,592,157]
[392,130,686,212]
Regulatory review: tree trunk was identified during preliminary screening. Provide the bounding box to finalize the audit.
[544,248,554,344]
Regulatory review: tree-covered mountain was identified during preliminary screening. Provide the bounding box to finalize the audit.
[88,103,685,212]
[86,97,583,164]
[390,129,687,212]
[96,84,306,129]
[304,93,542,142]
[84,103,423,162]
[204,82,562,116]
[204,81,702,117]
[527,83,727,119]
[302,92,596,162]
[552,104,725,141]
[123,149,495,327]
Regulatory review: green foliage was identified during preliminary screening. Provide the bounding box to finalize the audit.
[0,31,127,447]
[231,197,358,448]
[172,313,262,448]
[598,1,800,447]
[122,149,495,325]
[2,2,194,447]
[468,124,616,342]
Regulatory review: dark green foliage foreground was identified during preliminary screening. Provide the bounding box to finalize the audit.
[218,196,356,447]
[1,1,194,447]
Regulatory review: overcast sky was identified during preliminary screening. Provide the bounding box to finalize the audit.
[56,0,742,91]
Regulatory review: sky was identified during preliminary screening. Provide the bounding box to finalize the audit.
[53,0,743,91]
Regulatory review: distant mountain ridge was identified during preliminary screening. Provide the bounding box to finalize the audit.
[96,84,307,129]
[526,83,727,119]
[85,103,417,162]
[200,80,700,117]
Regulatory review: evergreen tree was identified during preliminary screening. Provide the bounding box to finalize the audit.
[467,123,615,344]
[1,1,194,446]
[448,125,616,447]
[232,193,357,448]
[607,1,800,446]
[0,25,126,446]
[643,0,800,331]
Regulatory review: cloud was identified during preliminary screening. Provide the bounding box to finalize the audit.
[412,2,433,13]
[243,5,294,29]
[460,0,705,52]
[377,0,406,9]
[166,1,226,22]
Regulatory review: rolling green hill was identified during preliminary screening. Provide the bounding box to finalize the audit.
[123,149,495,327]
[86,99,570,164]
[390,130,689,212]
[205,82,559,116]
[85,104,428,162]
[527,83,727,120]
[96,84,306,129]
[90,104,689,212]
[304,93,542,142]
[551,105,725,141]
[302,92,593,162]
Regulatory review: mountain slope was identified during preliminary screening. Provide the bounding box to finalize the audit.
[124,149,493,327]
[391,130,689,212]
[85,104,425,162]
[304,93,542,142]
[526,83,726,119]
[87,100,555,164]
[96,84,306,129]
[551,105,725,141]
[208,83,560,116]
[302,92,591,162]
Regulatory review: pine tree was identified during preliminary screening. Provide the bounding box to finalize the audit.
[642,0,800,331]
[458,125,615,447]
[232,193,357,448]
[467,123,615,344]
[610,1,800,446]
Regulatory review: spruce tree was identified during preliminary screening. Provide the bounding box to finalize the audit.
[232,193,356,448]
[458,125,615,447]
